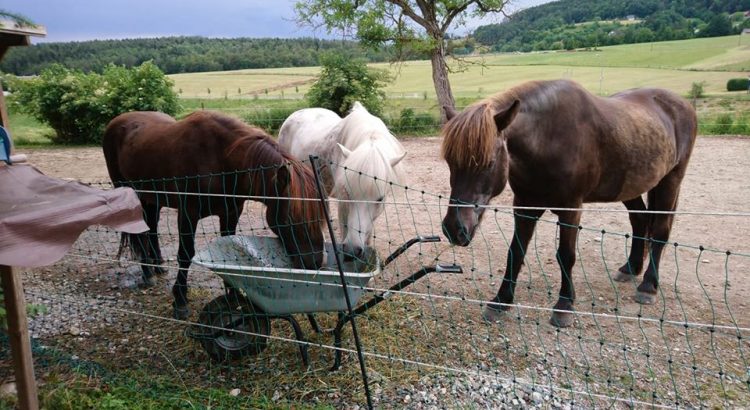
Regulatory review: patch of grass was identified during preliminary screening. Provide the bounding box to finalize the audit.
[5,109,53,146]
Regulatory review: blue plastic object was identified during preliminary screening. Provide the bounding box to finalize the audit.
[0,126,11,164]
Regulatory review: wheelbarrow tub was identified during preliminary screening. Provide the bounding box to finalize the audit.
[192,235,380,315]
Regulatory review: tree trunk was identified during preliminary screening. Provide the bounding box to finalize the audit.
[430,37,456,124]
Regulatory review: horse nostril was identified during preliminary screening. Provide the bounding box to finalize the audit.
[353,246,364,258]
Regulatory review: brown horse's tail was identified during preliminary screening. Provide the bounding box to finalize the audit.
[102,118,146,262]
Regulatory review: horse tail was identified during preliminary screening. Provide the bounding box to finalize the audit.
[116,232,143,261]
[102,116,146,262]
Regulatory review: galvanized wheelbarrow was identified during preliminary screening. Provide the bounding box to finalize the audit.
[189,234,461,369]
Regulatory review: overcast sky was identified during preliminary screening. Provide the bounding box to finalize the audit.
[4,0,554,43]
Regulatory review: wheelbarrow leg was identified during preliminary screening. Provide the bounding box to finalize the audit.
[278,315,309,367]
[332,312,347,371]
[307,314,322,334]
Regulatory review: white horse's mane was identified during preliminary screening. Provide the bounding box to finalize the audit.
[331,102,406,199]
[277,101,407,253]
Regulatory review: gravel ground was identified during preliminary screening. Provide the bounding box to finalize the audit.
[14,135,750,408]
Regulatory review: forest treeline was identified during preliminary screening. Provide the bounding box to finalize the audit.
[0,37,407,76]
[4,0,750,75]
[472,0,750,52]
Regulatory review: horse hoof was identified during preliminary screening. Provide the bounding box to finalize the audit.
[635,291,657,305]
[612,270,636,282]
[482,306,508,323]
[140,276,156,288]
[549,311,575,328]
[173,305,191,320]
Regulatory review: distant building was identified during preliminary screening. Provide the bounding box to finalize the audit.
[626,15,636,21]
[743,28,750,35]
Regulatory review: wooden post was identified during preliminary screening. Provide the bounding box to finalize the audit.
[0,265,39,410]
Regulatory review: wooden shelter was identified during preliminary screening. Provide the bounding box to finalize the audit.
[0,17,46,131]
[0,17,47,410]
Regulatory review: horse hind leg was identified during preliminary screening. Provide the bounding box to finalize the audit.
[613,197,650,282]
[635,172,684,305]
[144,203,167,276]
[172,211,199,320]
[121,232,155,287]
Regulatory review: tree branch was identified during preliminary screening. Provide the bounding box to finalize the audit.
[441,1,473,33]
[384,0,430,29]
[475,0,511,18]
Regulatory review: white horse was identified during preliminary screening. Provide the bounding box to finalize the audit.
[279,102,406,258]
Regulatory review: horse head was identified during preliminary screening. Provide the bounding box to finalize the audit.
[335,141,405,259]
[441,99,520,246]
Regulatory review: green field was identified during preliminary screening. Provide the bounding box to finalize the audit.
[9,35,750,145]
[170,35,750,100]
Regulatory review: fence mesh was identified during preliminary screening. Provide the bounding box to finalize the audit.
[9,158,750,409]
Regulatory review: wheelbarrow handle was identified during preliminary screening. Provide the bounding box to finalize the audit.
[381,235,442,268]
[435,264,463,274]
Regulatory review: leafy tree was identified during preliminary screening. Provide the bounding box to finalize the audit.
[11,62,179,144]
[306,52,389,116]
[295,0,509,121]
[700,13,732,37]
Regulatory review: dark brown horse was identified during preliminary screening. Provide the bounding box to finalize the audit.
[103,111,326,319]
[441,79,697,327]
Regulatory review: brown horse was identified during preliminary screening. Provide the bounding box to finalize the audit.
[103,111,326,319]
[441,79,697,327]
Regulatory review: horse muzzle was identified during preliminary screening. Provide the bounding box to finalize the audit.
[441,212,476,247]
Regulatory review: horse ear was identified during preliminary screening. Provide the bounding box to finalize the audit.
[390,150,406,168]
[274,162,292,191]
[337,143,353,159]
[494,99,520,131]
[444,105,458,121]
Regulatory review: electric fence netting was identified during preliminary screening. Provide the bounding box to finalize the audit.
[14,153,750,409]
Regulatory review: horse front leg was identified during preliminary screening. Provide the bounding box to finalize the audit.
[484,207,544,323]
[614,197,649,281]
[549,209,582,328]
[173,211,198,320]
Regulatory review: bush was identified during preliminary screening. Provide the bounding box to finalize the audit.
[11,62,179,144]
[726,78,750,92]
[388,108,439,135]
[711,113,733,135]
[731,114,750,135]
[243,105,304,135]
[306,52,389,117]
[688,81,706,99]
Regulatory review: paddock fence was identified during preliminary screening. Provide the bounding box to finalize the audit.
[13,159,750,409]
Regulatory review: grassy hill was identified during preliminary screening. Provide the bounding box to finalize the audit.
[10,35,750,145]
[170,35,750,100]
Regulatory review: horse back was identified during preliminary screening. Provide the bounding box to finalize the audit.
[506,82,696,204]
[102,111,254,212]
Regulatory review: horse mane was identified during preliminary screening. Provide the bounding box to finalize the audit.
[189,111,322,224]
[336,102,394,148]
[441,80,554,169]
[333,141,403,199]
[332,102,405,198]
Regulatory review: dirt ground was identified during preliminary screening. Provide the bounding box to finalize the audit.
[17,135,750,407]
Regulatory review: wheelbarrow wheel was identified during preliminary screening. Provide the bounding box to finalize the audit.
[197,292,271,363]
